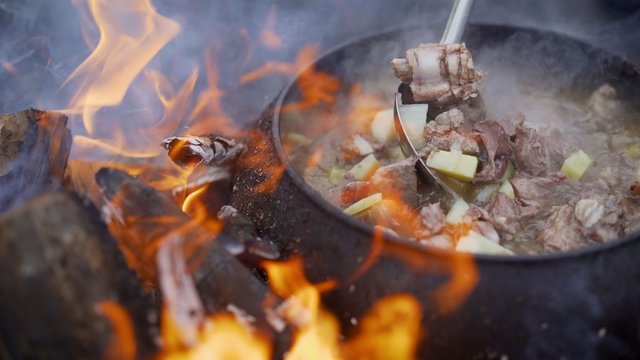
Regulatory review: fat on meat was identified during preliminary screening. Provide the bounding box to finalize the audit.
[392,43,483,104]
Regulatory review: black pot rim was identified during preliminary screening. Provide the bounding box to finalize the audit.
[271,23,640,264]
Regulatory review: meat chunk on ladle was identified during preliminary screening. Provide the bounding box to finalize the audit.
[393,0,479,200]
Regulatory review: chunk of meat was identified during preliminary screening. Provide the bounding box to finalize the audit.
[537,192,625,252]
[391,43,483,104]
[415,203,454,249]
[510,175,564,213]
[473,119,512,183]
[574,194,624,243]
[588,84,625,121]
[339,181,373,206]
[417,203,446,236]
[537,205,586,252]
[423,109,481,155]
[370,158,418,206]
[512,126,549,176]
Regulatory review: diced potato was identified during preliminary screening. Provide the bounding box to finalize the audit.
[627,144,640,158]
[343,193,383,216]
[502,161,515,182]
[389,146,406,161]
[498,180,515,199]
[399,104,428,150]
[352,135,374,155]
[456,231,513,255]
[329,167,346,185]
[371,108,395,144]
[348,154,381,181]
[561,149,592,180]
[426,150,478,182]
[445,198,470,224]
[284,132,312,147]
[471,183,500,205]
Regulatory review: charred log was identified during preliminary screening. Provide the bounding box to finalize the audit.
[161,135,245,167]
[0,109,71,212]
[0,191,156,360]
[94,168,281,333]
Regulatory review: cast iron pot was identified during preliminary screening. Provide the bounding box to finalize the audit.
[231,24,640,359]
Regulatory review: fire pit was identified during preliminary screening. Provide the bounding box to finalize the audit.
[232,24,640,358]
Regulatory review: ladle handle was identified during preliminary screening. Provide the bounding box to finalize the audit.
[440,0,474,44]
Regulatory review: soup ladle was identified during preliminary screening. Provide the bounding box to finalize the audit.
[393,0,474,201]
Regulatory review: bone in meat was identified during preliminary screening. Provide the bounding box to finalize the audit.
[392,43,483,104]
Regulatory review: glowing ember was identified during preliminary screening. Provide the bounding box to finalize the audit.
[94,301,137,360]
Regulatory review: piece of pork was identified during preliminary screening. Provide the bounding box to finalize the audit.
[510,175,564,211]
[537,192,625,252]
[370,158,419,206]
[415,203,453,249]
[392,43,483,104]
[473,119,513,183]
[536,204,587,252]
[423,109,481,155]
[512,126,549,177]
[339,181,373,207]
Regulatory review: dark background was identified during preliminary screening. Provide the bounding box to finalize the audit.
[0,0,638,135]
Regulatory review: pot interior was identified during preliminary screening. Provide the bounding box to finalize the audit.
[274,24,640,256]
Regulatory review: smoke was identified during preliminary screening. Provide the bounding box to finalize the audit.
[0,0,637,126]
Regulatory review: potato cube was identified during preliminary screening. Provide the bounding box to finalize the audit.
[371,108,395,144]
[426,150,478,182]
[456,231,513,255]
[561,149,592,180]
[445,198,470,224]
[348,154,381,181]
[343,193,383,216]
[498,180,515,199]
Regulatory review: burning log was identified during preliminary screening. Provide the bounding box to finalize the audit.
[161,135,246,167]
[94,168,280,332]
[0,109,71,212]
[0,191,156,359]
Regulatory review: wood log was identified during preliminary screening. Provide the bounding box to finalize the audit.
[94,168,282,333]
[0,191,157,360]
[0,109,71,212]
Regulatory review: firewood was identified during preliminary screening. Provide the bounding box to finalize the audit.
[94,168,281,332]
[161,135,245,167]
[0,191,156,359]
[0,109,71,212]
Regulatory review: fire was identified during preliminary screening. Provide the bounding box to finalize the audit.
[181,184,224,235]
[342,295,422,360]
[240,46,341,113]
[261,7,283,50]
[263,257,422,360]
[94,300,137,360]
[162,314,271,360]
[188,48,239,137]
[65,0,181,136]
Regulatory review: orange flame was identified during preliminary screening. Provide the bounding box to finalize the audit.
[260,6,283,50]
[161,313,271,360]
[343,295,422,360]
[65,0,181,136]
[263,257,423,360]
[188,48,239,137]
[94,301,137,360]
